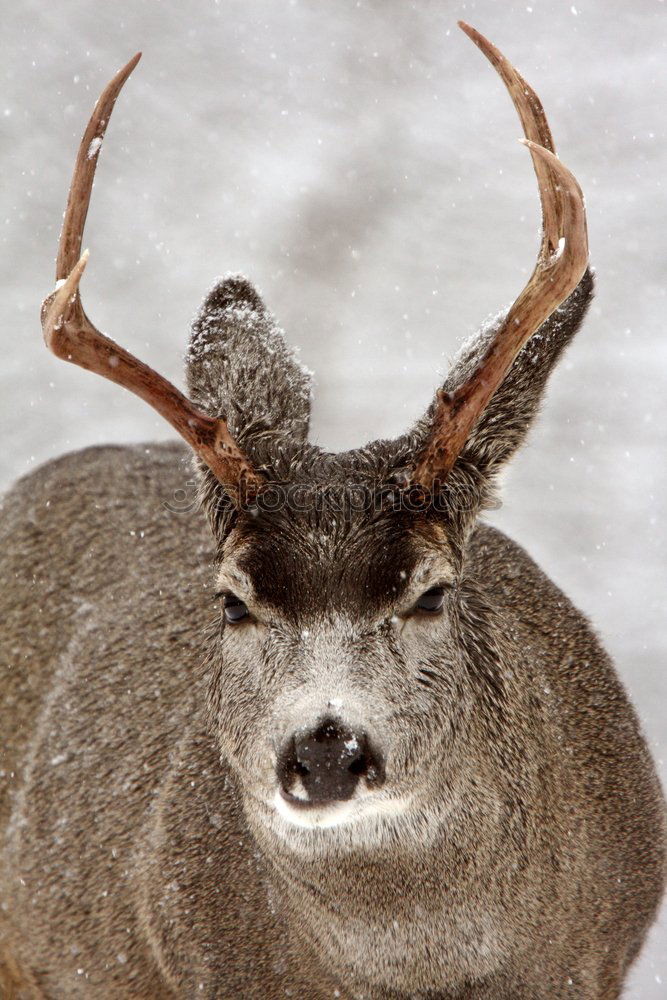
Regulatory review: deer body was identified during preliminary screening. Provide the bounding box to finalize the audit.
[1,23,665,1000]
[1,439,665,999]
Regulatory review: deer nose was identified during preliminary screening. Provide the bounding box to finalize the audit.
[278,718,384,805]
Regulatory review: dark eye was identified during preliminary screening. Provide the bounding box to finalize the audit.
[223,594,249,624]
[416,586,446,614]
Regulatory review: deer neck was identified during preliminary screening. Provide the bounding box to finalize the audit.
[247,795,516,995]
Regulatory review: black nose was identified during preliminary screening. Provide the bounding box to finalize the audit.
[278,718,384,804]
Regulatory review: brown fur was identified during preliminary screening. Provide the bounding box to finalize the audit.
[1,268,665,997]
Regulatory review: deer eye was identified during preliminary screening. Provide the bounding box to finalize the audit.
[223,594,249,624]
[415,586,446,614]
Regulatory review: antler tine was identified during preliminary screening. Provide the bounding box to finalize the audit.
[458,21,561,257]
[55,53,142,282]
[41,57,263,498]
[411,25,589,490]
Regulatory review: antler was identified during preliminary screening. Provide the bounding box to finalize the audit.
[40,55,263,497]
[411,23,589,489]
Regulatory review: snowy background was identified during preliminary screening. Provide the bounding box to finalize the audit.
[1,0,665,992]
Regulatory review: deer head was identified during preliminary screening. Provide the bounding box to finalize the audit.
[41,24,590,842]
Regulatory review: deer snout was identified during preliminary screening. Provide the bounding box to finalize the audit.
[277,718,385,806]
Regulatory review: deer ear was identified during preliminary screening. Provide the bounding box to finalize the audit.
[450,268,593,476]
[186,275,312,456]
[413,268,594,523]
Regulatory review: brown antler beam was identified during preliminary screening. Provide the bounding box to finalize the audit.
[411,23,589,489]
[40,55,263,496]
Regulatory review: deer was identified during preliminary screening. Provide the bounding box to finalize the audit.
[1,20,665,1000]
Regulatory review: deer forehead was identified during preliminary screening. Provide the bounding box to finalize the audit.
[216,513,456,619]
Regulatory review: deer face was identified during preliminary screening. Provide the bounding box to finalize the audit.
[206,501,474,841]
[41,25,590,848]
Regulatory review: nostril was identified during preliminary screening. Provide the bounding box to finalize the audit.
[294,760,309,777]
[348,754,367,777]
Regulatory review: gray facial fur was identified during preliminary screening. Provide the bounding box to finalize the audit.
[1,264,665,1000]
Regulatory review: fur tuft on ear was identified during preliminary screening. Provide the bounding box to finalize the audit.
[186,274,312,455]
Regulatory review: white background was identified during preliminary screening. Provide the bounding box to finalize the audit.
[1,0,665,993]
